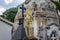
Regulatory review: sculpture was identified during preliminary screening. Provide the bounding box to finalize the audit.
[24,5,34,39]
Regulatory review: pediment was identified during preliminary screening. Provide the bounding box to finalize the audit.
[48,23,59,27]
[47,23,60,36]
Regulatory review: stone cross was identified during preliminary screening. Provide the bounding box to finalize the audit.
[51,34,56,40]
[20,4,26,17]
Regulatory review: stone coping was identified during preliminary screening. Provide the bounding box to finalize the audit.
[0,17,13,27]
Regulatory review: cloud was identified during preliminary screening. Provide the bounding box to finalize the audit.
[58,10,60,15]
[17,0,25,4]
[59,12,60,15]
[4,0,13,4]
[0,6,6,15]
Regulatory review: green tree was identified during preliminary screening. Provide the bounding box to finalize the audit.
[3,7,18,22]
[51,0,60,11]
[51,0,60,24]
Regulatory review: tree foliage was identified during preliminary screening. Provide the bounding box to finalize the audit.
[51,0,60,23]
[51,0,60,11]
[3,7,18,22]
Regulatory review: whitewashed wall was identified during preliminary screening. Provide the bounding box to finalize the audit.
[0,21,12,40]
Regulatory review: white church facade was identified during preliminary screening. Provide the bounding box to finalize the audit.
[12,0,60,40]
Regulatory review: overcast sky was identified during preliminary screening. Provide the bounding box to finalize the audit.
[0,0,25,15]
[0,0,60,15]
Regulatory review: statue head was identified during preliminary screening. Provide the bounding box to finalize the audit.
[26,5,31,11]
[24,5,31,15]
